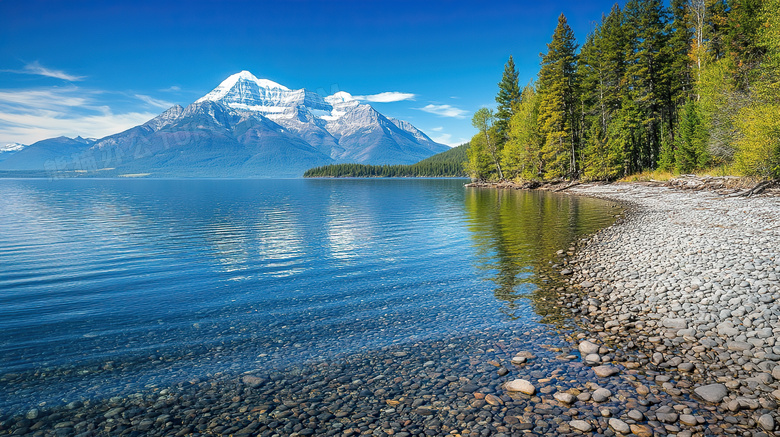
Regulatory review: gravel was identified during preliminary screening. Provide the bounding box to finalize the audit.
[561,182,780,434]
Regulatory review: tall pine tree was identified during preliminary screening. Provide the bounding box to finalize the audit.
[578,6,629,180]
[722,0,765,90]
[495,56,521,141]
[622,0,670,171]
[538,14,579,179]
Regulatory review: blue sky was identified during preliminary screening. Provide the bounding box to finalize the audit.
[0,0,623,147]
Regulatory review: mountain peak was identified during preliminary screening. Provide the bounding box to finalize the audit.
[196,70,290,105]
[0,142,26,153]
[324,91,356,104]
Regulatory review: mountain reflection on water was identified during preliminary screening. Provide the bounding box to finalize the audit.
[0,178,619,415]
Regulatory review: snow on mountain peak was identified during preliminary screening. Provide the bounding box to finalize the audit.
[324,91,356,105]
[196,70,290,104]
[186,71,445,151]
[0,143,26,152]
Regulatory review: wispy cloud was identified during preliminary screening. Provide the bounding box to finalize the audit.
[431,126,443,132]
[353,92,416,103]
[135,94,175,109]
[430,133,467,147]
[417,104,469,119]
[432,133,453,145]
[4,61,87,81]
[160,85,181,92]
[0,86,156,145]
[0,87,89,108]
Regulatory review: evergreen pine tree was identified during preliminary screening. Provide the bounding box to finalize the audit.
[578,5,631,178]
[674,99,708,172]
[537,13,579,179]
[495,56,521,140]
[667,0,693,107]
[722,0,764,90]
[622,0,670,171]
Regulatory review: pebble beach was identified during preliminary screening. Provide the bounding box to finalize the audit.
[560,182,780,436]
[1,181,779,436]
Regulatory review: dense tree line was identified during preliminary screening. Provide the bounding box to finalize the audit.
[303,144,468,178]
[467,0,780,181]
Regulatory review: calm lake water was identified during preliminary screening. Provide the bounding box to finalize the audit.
[0,178,618,415]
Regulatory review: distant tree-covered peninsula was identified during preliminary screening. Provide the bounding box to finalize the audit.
[303,144,468,178]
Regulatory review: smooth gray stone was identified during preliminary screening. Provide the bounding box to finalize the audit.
[694,383,728,403]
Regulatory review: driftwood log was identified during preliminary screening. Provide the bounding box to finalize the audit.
[728,179,779,197]
[553,181,582,192]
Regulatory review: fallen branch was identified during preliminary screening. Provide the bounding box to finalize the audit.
[727,179,779,197]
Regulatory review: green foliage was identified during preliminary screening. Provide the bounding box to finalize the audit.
[538,13,578,179]
[465,133,495,180]
[732,0,780,178]
[583,119,625,180]
[416,143,469,165]
[492,0,779,181]
[578,5,630,180]
[503,84,543,180]
[667,0,693,107]
[622,0,670,171]
[472,107,493,132]
[495,56,521,140]
[697,57,744,164]
[757,0,780,100]
[733,103,780,178]
[472,108,505,179]
[722,0,765,90]
[674,100,709,172]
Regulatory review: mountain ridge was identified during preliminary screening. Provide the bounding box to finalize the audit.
[0,71,449,177]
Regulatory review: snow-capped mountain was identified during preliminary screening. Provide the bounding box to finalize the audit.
[0,71,448,177]
[0,143,27,164]
[1,143,26,153]
[194,71,447,163]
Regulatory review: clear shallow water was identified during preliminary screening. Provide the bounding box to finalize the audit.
[0,178,617,414]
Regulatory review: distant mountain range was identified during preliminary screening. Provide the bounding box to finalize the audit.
[0,71,449,178]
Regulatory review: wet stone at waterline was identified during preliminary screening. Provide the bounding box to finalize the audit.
[0,325,751,437]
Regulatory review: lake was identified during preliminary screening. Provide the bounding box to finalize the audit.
[0,178,619,417]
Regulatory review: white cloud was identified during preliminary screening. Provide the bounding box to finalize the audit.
[161,85,181,92]
[432,133,452,145]
[135,94,175,109]
[0,86,156,145]
[417,104,469,119]
[430,133,467,148]
[0,87,88,108]
[353,92,416,103]
[6,61,86,81]
[431,126,443,132]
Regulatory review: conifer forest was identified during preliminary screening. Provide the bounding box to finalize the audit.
[466,0,780,181]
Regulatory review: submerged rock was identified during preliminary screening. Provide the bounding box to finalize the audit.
[592,365,619,377]
[505,379,535,395]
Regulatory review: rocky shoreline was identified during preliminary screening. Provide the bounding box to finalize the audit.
[556,182,780,435]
